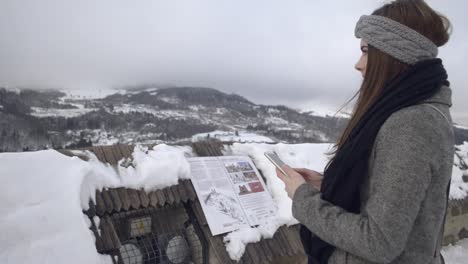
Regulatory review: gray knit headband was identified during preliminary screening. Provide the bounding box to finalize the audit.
[355,15,438,65]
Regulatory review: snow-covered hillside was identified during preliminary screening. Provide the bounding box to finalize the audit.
[60,87,127,100]
[301,104,352,119]
[4,86,468,153]
[30,106,99,118]
[454,124,468,130]
[192,130,274,143]
[1,86,352,152]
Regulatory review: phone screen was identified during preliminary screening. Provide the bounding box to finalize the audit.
[264,151,289,176]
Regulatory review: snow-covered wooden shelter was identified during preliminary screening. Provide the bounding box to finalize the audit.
[59,141,307,264]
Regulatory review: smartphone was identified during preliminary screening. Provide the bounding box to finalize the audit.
[264,151,289,177]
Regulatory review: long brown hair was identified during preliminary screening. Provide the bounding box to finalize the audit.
[325,0,451,170]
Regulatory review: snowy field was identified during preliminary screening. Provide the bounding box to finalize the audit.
[30,106,98,118]
[0,145,192,264]
[454,124,468,130]
[61,88,124,100]
[441,238,468,264]
[192,130,275,143]
[0,142,467,263]
[301,104,352,119]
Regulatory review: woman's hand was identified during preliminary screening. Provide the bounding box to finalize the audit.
[276,166,323,199]
[294,168,323,191]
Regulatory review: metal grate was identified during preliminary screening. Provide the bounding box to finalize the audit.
[108,206,204,264]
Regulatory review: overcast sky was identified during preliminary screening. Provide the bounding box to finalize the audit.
[0,0,467,125]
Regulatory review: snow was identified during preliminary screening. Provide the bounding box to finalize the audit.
[158,110,192,119]
[0,144,191,264]
[3,86,21,94]
[454,124,468,130]
[79,144,192,208]
[67,129,181,147]
[96,135,119,146]
[31,106,97,118]
[264,117,304,130]
[450,166,468,200]
[188,105,205,111]
[223,223,279,261]
[192,130,275,143]
[158,96,180,104]
[0,150,112,264]
[301,104,351,119]
[267,107,280,114]
[125,87,159,95]
[215,108,225,114]
[113,105,197,121]
[456,142,468,158]
[115,145,191,192]
[84,130,120,146]
[59,86,160,101]
[265,116,289,125]
[441,238,468,264]
[113,104,159,116]
[313,130,329,142]
[452,142,468,200]
[93,216,101,236]
[61,88,122,100]
[66,129,116,147]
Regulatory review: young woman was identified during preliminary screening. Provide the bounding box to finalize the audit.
[276,1,454,263]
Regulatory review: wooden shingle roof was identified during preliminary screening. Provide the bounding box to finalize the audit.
[58,144,198,212]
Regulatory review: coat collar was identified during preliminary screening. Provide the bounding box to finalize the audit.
[421,85,452,107]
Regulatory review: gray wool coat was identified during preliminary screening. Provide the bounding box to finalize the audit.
[292,85,455,264]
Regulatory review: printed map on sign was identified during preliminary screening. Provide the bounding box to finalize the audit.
[188,156,277,235]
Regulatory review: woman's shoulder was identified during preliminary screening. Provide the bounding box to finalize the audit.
[380,103,451,137]
[381,84,453,133]
[375,103,453,154]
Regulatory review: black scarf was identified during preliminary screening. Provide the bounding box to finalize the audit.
[300,59,448,264]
